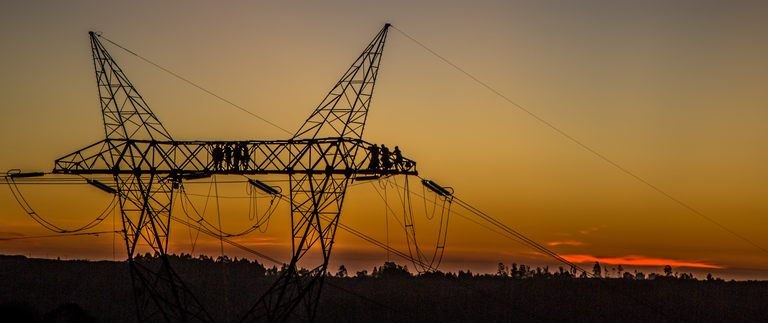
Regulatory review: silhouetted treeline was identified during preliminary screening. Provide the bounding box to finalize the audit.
[1,255,766,322]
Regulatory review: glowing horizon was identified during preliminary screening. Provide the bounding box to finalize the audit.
[559,254,724,269]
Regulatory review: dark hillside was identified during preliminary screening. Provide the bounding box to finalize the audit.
[1,255,766,323]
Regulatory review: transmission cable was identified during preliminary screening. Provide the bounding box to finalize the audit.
[5,176,118,233]
[454,195,678,321]
[172,202,448,323]
[273,191,537,320]
[170,214,283,266]
[208,186,442,275]
[96,34,293,136]
[174,177,541,321]
[179,182,277,237]
[391,26,768,256]
[386,175,589,275]
[397,178,675,321]
[172,202,444,323]
[369,179,428,268]
[179,178,215,254]
[452,196,587,274]
[264,190,439,271]
[403,178,570,264]
[0,231,121,241]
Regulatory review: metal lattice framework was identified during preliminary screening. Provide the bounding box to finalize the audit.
[90,31,173,141]
[292,25,389,140]
[53,24,414,322]
[54,138,409,177]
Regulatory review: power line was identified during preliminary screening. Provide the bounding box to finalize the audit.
[4,177,118,233]
[391,25,768,257]
[452,196,588,275]
[439,197,591,271]
[416,187,673,322]
[170,214,284,266]
[172,193,445,322]
[0,231,120,241]
[387,176,591,276]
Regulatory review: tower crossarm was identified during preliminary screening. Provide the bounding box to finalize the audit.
[53,138,417,178]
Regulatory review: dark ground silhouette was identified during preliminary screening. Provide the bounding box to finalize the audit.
[1,255,766,323]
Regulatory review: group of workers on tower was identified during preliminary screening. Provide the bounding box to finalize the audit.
[212,143,249,171]
[209,142,410,172]
[368,144,410,171]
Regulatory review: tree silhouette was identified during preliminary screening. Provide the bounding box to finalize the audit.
[663,265,673,277]
[458,270,473,279]
[519,264,528,278]
[379,262,411,278]
[336,265,348,278]
[593,261,602,278]
[497,263,508,277]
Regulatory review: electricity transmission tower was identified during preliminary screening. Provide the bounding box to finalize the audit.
[52,24,417,322]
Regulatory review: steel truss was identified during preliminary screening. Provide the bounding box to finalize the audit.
[55,24,409,322]
[53,138,415,177]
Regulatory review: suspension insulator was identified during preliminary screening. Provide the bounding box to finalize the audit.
[87,179,117,194]
[421,179,452,196]
[6,169,45,178]
[178,172,212,181]
[248,178,281,195]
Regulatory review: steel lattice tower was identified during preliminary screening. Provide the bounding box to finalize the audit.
[53,24,416,322]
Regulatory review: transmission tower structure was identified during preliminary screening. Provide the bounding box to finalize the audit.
[52,24,416,322]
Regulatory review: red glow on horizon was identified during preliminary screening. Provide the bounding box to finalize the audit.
[547,240,586,246]
[561,254,723,269]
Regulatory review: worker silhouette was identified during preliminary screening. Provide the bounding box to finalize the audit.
[224,144,233,170]
[233,143,242,170]
[380,144,392,170]
[212,144,223,170]
[239,143,249,171]
[393,146,403,171]
[368,144,380,169]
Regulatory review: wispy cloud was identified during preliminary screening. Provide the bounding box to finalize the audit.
[0,231,26,238]
[580,227,599,235]
[0,231,37,246]
[229,237,282,246]
[1,222,41,229]
[547,240,587,247]
[560,254,723,269]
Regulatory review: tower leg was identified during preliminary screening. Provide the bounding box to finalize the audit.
[241,173,348,323]
[118,174,214,323]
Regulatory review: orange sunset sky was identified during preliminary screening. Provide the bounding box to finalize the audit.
[2,0,768,280]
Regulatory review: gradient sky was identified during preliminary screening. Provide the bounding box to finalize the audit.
[2,0,768,280]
